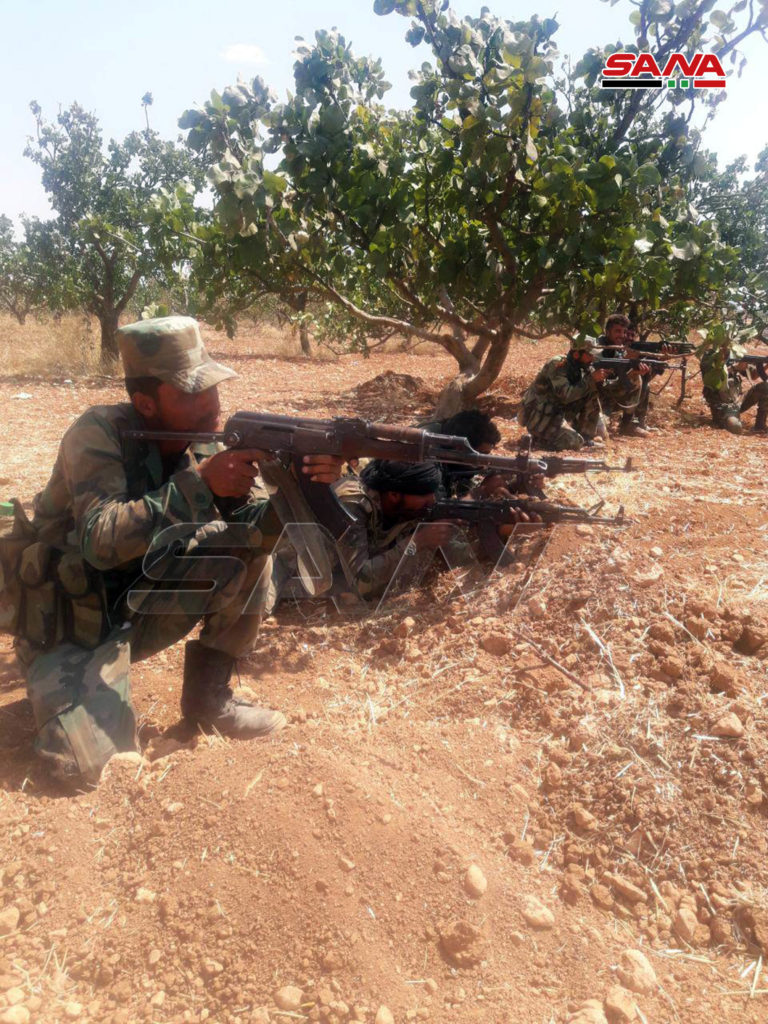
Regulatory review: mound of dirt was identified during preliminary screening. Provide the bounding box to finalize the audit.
[338,371,437,421]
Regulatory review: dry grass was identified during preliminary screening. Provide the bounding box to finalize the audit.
[0,313,353,379]
[0,314,102,378]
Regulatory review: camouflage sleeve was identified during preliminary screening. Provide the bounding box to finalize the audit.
[547,363,596,405]
[59,411,267,570]
[336,518,415,599]
[214,478,283,552]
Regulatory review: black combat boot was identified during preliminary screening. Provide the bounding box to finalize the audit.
[754,407,767,433]
[181,640,286,738]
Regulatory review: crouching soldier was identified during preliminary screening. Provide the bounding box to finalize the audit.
[0,316,341,785]
[518,338,611,450]
[698,336,744,434]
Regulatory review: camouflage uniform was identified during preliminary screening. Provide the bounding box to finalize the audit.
[519,355,602,450]
[592,335,644,420]
[332,477,476,601]
[8,317,283,783]
[739,381,768,430]
[699,347,741,427]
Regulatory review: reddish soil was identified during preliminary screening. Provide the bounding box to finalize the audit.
[1,334,767,1024]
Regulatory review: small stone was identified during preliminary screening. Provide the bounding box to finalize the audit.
[575,525,594,537]
[464,864,487,898]
[202,960,224,979]
[649,546,663,559]
[375,1008,395,1024]
[673,907,699,945]
[712,712,744,738]
[506,839,535,865]
[439,920,484,967]
[566,1000,607,1024]
[274,986,303,1012]
[150,992,165,1008]
[522,895,554,929]
[480,633,510,657]
[572,804,597,830]
[135,888,156,904]
[543,762,562,791]
[604,873,646,905]
[4,990,24,1008]
[736,622,768,655]
[339,856,356,872]
[593,880,618,913]
[616,949,658,996]
[0,907,20,936]
[0,1009,30,1024]
[64,1003,83,1019]
[163,802,184,816]
[394,616,416,638]
[658,656,684,680]
[148,949,162,966]
[252,1010,271,1024]
[604,985,637,1023]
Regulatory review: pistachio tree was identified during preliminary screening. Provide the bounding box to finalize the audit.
[179,0,767,409]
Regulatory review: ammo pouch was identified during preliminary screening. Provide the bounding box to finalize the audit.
[0,499,108,650]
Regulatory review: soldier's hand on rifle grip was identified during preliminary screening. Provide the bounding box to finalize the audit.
[474,473,513,499]
[413,522,455,550]
[592,368,611,383]
[301,454,345,484]
[198,448,268,497]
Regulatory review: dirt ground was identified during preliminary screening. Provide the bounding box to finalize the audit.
[1,325,767,1024]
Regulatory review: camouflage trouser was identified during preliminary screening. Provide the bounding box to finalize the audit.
[635,376,651,424]
[519,392,602,450]
[20,521,272,785]
[703,383,741,427]
[740,381,768,424]
[597,376,643,419]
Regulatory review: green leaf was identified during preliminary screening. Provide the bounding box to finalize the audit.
[670,240,701,260]
[263,170,288,193]
[635,163,662,188]
[634,237,655,254]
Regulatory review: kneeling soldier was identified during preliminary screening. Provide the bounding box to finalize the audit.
[1,316,340,785]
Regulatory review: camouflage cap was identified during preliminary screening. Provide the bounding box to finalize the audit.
[571,336,598,353]
[117,316,237,394]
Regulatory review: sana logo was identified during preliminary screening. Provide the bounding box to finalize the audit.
[600,52,727,89]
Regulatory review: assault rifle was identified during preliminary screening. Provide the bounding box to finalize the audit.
[443,452,633,498]
[727,354,768,381]
[593,357,683,376]
[627,339,695,356]
[420,498,630,561]
[124,412,558,539]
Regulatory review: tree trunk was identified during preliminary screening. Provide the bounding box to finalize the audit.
[299,321,311,356]
[434,335,511,417]
[99,308,121,367]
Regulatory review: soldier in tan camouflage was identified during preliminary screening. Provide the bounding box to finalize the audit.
[518,338,611,450]
[5,316,342,785]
